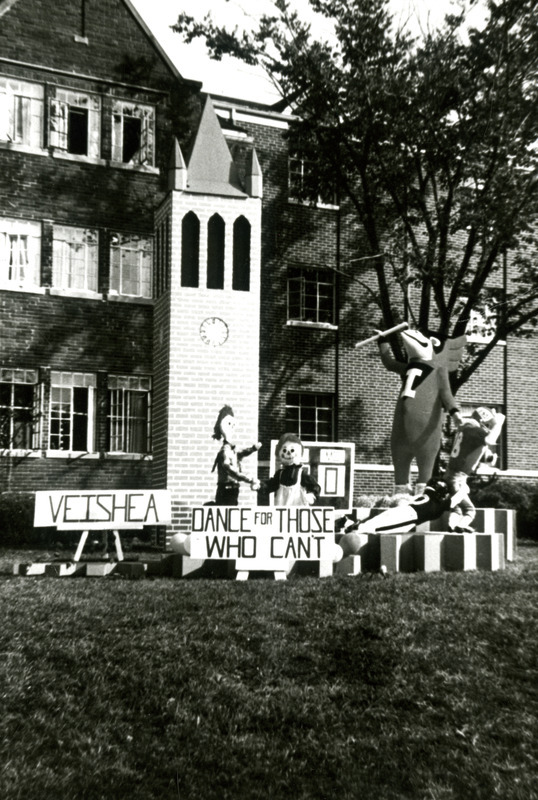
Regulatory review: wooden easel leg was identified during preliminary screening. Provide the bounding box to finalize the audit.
[73,531,89,563]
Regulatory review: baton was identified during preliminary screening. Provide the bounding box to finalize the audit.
[354,321,409,349]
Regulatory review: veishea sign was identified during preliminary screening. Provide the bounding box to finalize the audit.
[34,490,172,530]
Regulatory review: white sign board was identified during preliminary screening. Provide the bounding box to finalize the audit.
[189,506,335,569]
[34,490,172,530]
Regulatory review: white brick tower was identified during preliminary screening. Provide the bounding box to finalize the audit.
[153,96,263,537]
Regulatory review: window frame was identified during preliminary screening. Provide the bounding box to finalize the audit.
[285,392,335,443]
[48,89,101,159]
[287,266,336,327]
[0,76,44,149]
[0,217,41,289]
[111,100,155,167]
[52,225,99,293]
[288,151,339,209]
[0,368,40,453]
[109,232,153,299]
[106,375,152,455]
[47,371,95,454]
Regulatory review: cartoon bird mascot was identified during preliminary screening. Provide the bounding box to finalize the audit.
[264,433,320,506]
[378,327,466,494]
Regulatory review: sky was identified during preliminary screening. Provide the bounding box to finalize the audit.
[130,0,486,103]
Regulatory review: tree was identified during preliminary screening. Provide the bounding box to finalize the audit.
[174,0,538,387]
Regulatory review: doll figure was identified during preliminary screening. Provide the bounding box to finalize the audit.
[378,327,466,494]
[264,433,320,506]
[212,405,261,506]
[445,407,504,532]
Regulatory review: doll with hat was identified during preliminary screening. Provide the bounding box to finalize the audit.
[212,405,261,506]
[264,433,320,506]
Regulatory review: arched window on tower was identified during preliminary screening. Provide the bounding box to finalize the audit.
[181,212,199,288]
[233,216,251,292]
[207,214,225,290]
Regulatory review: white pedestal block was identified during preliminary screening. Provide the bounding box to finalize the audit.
[442,534,477,571]
[335,555,362,575]
[475,532,505,571]
[379,533,415,573]
[414,533,444,572]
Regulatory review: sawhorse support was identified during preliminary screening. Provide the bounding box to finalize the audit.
[73,530,124,562]
[236,570,287,581]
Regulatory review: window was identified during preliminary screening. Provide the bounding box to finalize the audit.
[49,90,100,158]
[0,77,43,148]
[0,218,41,287]
[111,101,154,166]
[107,375,151,454]
[233,216,251,291]
[285,392,334,442]
[207,214,225,290]
[53,226,98,292]
[49,371,95,452]
[288,151,337,207]
[0,368,39,450]
[110,233,152,298]
[287,267,335,324]
[466,298,499,344]
[181,212,200,288]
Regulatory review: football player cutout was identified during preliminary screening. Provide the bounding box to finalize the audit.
[212,405,261,506]
[444,406,505,532]
[338,478,463,538]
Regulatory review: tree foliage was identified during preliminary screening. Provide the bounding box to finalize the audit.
[174,0,538,386]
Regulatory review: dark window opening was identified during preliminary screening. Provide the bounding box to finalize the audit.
[67,107,88,155]
[181,213,200,288]
[207,214,225,290]
[233,216,251,292]
[122,116,142,163]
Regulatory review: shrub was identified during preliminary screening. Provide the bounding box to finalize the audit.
[0,492,41,546]
[470,477,538,540]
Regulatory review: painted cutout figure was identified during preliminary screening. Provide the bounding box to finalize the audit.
[212,405,261,506]
[378,327,466,494]
[264,433,320,506]
[444,406,505,532]
[337,478,464,548]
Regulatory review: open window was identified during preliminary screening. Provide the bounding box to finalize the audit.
[49,90,100,158]
[111,101,154,166]
[287,266,335,325]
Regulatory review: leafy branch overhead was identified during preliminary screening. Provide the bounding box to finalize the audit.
[174,0,538,387]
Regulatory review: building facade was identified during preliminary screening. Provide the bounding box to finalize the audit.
[1,0,537,539]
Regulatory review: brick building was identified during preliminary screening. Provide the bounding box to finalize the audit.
[1,0,537,538]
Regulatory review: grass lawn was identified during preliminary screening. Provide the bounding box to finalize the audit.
[0,543,536,800]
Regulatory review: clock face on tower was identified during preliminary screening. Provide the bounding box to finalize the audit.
[199,316,229,347]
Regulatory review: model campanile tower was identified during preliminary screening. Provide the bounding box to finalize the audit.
[153,96,263,534]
